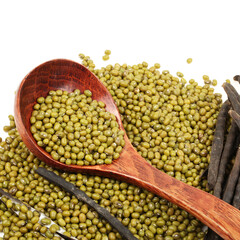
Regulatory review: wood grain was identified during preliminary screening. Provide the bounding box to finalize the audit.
[14,59,240,240]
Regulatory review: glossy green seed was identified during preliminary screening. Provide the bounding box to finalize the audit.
[49,224,60,233]
[102,55,110,61]
[84,90,92,97]
[41,218,51,225]
[105,50,111,55]
[212,79,217,86]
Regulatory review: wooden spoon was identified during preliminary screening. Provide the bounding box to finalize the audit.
[14,59,240,240]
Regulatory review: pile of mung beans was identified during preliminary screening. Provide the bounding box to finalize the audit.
[0,197,62,240]
[30,89,125,166]
[0,53,223,239]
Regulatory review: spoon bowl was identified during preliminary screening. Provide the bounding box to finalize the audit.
[14,59,240,240]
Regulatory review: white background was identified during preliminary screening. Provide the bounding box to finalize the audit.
[0,0,240,138]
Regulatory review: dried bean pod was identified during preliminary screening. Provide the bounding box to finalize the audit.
[222,82,240,113]
[213,122,239,198]
[229,110,240,129]
[233,75,240,84]
[233,173,240,209]
[222,146,240,204]
[207,100,230,190]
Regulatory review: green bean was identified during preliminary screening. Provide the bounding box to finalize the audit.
[104,50,111,55]
[102,55,110,61]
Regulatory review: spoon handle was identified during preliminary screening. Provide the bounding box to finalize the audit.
[36,167,138,240]
[112,146,240,240]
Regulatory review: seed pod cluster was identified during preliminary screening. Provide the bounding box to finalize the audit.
[206,81,240,239]
[30,89,125,166]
